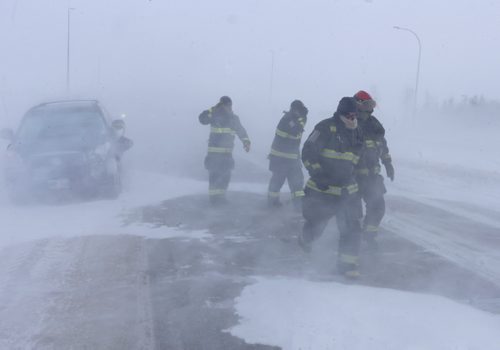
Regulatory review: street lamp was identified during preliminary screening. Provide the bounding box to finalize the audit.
[66,7,75,94]
[393,25,421,121]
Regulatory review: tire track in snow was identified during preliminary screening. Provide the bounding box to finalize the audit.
[385,196,500,289]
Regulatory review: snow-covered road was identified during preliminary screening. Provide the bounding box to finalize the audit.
[0,164,499,349]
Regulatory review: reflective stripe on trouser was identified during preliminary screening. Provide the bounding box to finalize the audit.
[356,165,381,175]
[208,169,231,200]
[209,189,226,196]
[336,199,362,273]
[268,163,304,201]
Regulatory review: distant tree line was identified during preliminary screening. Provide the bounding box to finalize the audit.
[421,93,500,118]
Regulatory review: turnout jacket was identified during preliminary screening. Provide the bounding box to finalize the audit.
[269,111,307,162]
[199,104,250,156]
[302,113,363,194]
[356,114,391,176]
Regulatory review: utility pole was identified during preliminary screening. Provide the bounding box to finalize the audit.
[66,7,75,94]
[394,26,422,122]
[269,50,275,107]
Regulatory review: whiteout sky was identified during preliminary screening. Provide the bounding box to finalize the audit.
[0,0,499,169]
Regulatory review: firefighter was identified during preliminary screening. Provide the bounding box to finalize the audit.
[198,96,251,205]
[299,97,364,278]
[353,90,394,248]
[267,100,308,210]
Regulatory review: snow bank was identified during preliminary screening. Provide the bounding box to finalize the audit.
[230,277,500,350]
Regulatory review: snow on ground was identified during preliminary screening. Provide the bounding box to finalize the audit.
[0,170,207,248]
[230,277,500,350]
[380,117,500,287]
[0,113,499,348]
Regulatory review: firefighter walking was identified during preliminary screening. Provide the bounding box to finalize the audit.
[199,96,251,205]
[267,100,308,209]
[299,97,364,278]
[354,90,394,248]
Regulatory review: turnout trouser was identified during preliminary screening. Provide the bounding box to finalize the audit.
[356,174,386,238]
[301,188,362,273]
[205,153,234,204]
[268,159,305,206]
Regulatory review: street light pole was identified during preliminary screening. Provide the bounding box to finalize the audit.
[269,50,275,106]
[394,26,421,121]
[66,7,75,94]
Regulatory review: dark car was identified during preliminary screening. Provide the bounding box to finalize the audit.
[0,100,133,202]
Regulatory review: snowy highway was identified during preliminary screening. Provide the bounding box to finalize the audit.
[0,167,500,349]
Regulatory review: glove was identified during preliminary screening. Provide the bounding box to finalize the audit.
[384,162,395,181]
[313,175,330,191]
[243,141,251,153]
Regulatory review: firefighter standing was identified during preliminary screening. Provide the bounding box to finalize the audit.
[299,97,364,278]
[354,90,394,248]
[199,96,251,205]
[268,100,308,209]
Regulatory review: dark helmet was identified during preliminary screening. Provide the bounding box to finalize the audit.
[290,99,308,116]
[336,97,358,116]
[219,96,232,106]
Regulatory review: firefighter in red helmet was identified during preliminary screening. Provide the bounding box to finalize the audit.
[354,90,394,249]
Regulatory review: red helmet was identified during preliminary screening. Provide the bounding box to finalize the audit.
[354,90,373,101]
[354,90,376,111]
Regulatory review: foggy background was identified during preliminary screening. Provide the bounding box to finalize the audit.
[1,0,499,177]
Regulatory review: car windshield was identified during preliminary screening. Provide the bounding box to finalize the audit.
[16,106,108,152]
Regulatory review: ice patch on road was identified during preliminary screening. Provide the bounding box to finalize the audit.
[123,223,212,241]
[230,277,500,350]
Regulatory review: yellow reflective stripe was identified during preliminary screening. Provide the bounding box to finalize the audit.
[356,166,381,175]
[364,140,376,148]
[276,128,301,140]
[210,127,235,134]
[344,270,361,278]
[208,146,233,153]
[329,125,337,133]
[242,137,250,142]
[270,148,299,159]
[382,154,392,161]
[306,179,358,195]
[304,160,321,170]
[268,192,280,198]
[321,149,360,164]
[209,189,226,196]
[364,225,379,233]
[298,118,306,128]
[339,254,359,265]
[292,190,305,198]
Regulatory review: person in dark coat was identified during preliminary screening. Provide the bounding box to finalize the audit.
[353,90,394,249]
[199,96,251,205]
[299,97,364,278]
[267,100,308,210]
